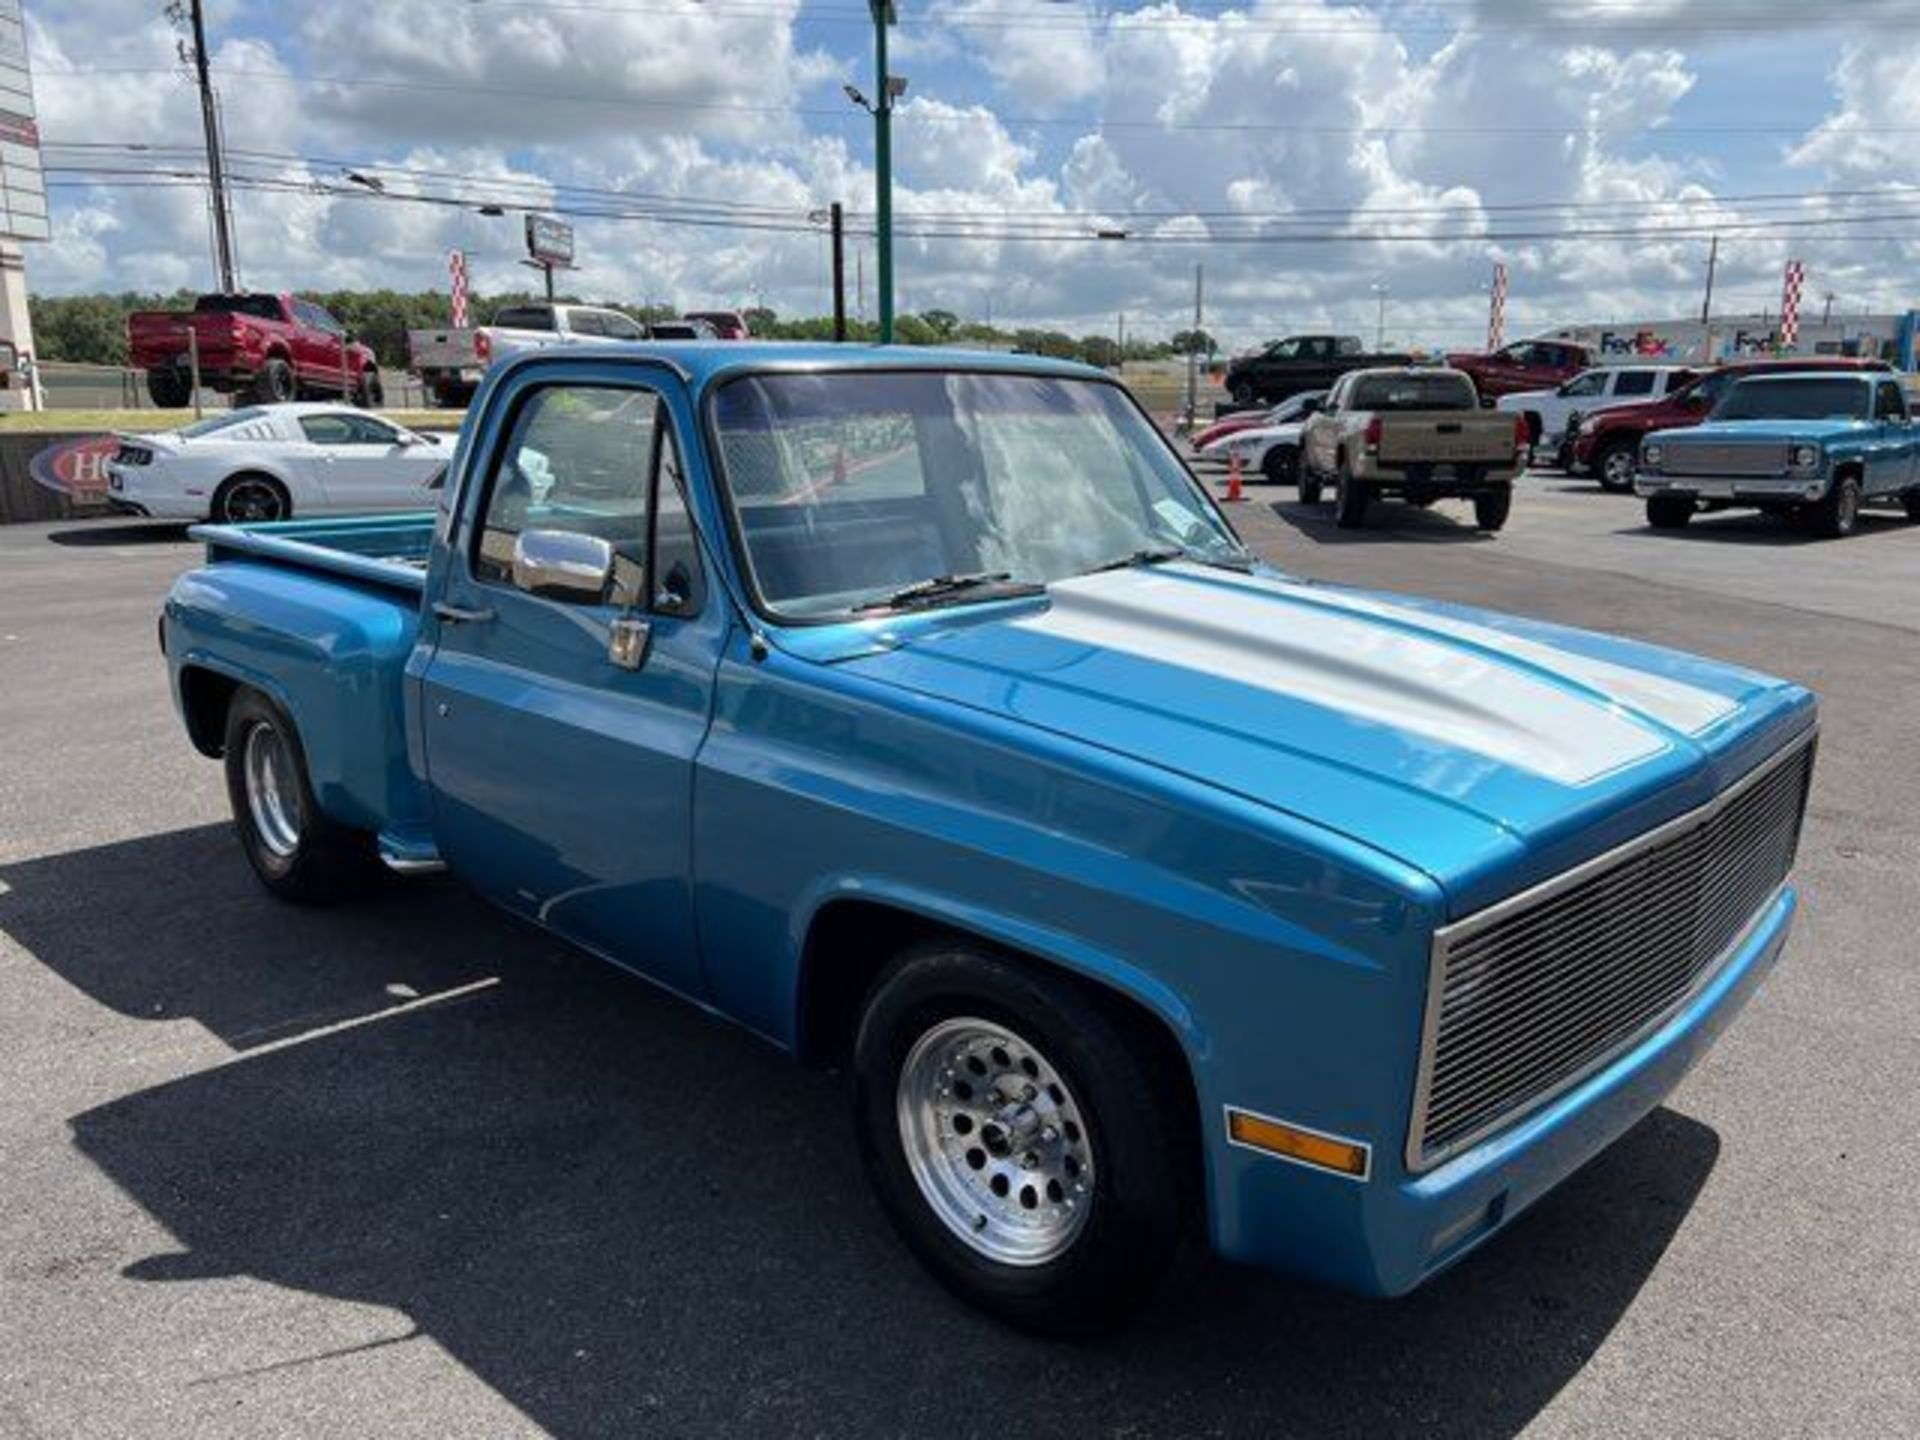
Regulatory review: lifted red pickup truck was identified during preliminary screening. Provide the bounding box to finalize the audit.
[1570,356,1894,491]
[1445,338,1592,402]
[127,293,382,409]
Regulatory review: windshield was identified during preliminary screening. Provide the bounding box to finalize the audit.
[712,370,1245,620]
[1350,373,1476,411]
[177,407,268,438]
[1713,378,1872,421]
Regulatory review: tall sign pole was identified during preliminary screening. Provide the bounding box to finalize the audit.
[830,202,848,342]
[1698,233,1719,361]
[187,0,236,292]
[869,0,897,343]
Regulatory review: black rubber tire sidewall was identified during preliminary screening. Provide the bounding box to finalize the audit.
[251,358,295,405]
[1261,446,1297,485]
[1904,491,1920,523]
[221,688,374,905]
[1647,495,1693,529]
[1298,475,1323,505]
[146,369,192,408]
[853,943,1190,1336]
[1334,458,1369,528]
[1474,487,1513,531]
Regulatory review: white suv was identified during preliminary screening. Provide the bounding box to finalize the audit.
[1498,365,1696,460]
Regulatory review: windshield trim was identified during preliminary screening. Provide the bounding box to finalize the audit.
[698,361,1245,629]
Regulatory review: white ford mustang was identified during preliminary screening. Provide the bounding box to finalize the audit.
[104,403,452,523]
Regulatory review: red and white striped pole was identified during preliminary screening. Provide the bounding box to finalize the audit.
[1779,260,1805,351]
[449,249,470,329]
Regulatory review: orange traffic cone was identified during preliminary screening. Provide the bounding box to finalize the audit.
[1225,451,1245,502]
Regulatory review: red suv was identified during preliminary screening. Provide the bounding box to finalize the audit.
[1445,339,1592,402]
[1572,356,1896,491]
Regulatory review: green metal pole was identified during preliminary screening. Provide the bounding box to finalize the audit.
[873,0,895,344]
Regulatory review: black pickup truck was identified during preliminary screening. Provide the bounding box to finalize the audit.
[1223,334,1413,405]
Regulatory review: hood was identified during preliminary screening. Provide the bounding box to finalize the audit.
[1192,414,1269,448]
[1657,418,1869,444]
[833,566,1811,916]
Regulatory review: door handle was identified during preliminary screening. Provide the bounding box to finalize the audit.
[432,601,496,625]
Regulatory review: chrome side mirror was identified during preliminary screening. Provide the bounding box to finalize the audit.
[512,528,614,604]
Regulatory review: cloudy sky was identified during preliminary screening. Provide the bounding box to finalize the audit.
[24,0,1920,348]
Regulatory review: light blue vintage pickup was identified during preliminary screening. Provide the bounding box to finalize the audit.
[161,344,1818,1333]
[1637,369,1920,536]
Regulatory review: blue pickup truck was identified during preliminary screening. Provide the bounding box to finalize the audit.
[1637,370,1920,536]
[161,344,1817,1333]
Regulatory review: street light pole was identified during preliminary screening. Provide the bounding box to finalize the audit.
[869,0,898,343]
[1371,282,1389,351]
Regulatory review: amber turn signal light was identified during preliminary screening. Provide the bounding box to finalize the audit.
[1227,1108,1371,1180]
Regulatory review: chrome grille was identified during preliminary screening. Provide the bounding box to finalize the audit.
[1409,737,1814,1171]
[1662,442,1787,477]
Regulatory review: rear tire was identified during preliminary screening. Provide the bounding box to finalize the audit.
[1333,457,1369,528]
[212,472,291,524]
[1646,494,1695,529]
[1903,490,1920,523]
[145,368,192,409]
[1230,381,1257,405]
[353,367,384,409]
[1473,488,1513,531]
[853,941,1192,1336]
[1594,438,1638,493]
[1260,445,1297,486]
[222,689,379,904]
[1805,473,1862,539]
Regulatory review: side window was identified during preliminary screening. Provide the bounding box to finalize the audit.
[567,311,606,338]
[300,414,357,446]
[600,312,646,341]
[1562,372,1607,397]
[309,304,343,335]
[650,431,706,615]
[1876,381,1908,421]
[1612,371,1657,396]
[475,385,660,607]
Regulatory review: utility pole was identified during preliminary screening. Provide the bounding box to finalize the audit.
[1184,263,1203,429]
[868,0,899,344]
[1699,233,1719,360]
[1822,292,1835,325]
[830,202,847,342]
[186,0,236,292]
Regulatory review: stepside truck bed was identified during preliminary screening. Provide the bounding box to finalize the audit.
[164,513,438,861]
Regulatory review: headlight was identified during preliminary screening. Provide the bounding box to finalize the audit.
[1790,444,1820,470]
[1642,443,1664,468]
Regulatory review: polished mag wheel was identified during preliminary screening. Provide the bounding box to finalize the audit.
[242,718,305,858]
[896,1017,1095,1266]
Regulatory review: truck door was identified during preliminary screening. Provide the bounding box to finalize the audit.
[418,370,722,999]
[1870,379,1916,497]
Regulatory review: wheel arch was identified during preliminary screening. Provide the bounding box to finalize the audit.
[794,890,1202,1081]
[177,663,243,757]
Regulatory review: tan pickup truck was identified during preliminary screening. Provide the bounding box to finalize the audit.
[1299,367,1527,530]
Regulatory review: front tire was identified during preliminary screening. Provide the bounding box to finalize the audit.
[1230,380,1257,405]
[1297,472,1324,505]
[1594,438,1638,493]
[1903,490,1920,522]
[353,367,385,409]
[222,689,378,904]
[853,942,1191,1335]
[1805,473,1862,539]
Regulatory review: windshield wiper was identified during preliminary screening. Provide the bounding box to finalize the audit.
[853,570,1045,614]
[1085,546,1256,576]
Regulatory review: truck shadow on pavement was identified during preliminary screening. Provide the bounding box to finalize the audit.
[1264,499,1498,545]
[44,522,194,548]
[1621,512,1908,546]
[4,825,1720,1440]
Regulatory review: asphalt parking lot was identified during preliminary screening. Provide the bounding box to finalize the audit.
[2,476,1917,1439]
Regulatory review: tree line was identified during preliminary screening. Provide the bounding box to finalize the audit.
[27,290,1216,373]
